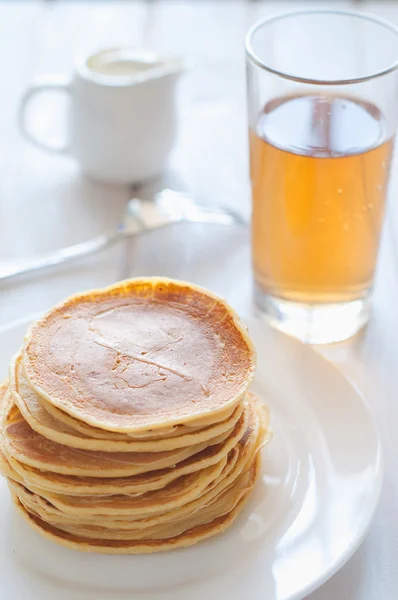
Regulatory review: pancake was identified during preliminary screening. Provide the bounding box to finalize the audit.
[8,446,241,528]
[10,447,240,528]
[9,454,230,518]
[11,353,244,452]
[8,398,267,529]
[2,418,250,496]
[12,476,255,554]
[23,278,256,433]
[7,458,227,517]
[36,391,240,441]
[14,442,240,518]
[1,391,250,477]
[0,444,25,486]
[17,400,263,518]
[14,457,257,542]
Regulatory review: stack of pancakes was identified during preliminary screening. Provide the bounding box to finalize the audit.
[0,278,269,554]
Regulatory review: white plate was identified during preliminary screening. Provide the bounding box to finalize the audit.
[0,315,382,600]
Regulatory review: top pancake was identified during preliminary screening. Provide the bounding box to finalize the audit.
[22,278,256,433]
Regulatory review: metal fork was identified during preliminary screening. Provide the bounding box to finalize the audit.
[0,190,247,283]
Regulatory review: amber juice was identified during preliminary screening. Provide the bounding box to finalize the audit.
[250,94,394,304]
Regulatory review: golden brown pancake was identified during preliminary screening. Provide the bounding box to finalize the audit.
[12,436,245,518]
[7,398,266,530]
[11,449,240,529]
[24,405,261,519]
[1,390,250,477]
[0,445,25,485]
[34,393,238,441]
[12,477,255,554]
[10,455,230,518]
[1,428,244,497]
[10,353,244,452]
[13,458,257,542]
[8,447,241,528]
[23,278,256,433]
[36,390,240,441]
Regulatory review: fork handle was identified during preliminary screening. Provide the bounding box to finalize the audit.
[0,231,123,283]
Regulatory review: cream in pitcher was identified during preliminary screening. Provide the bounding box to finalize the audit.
[18,48,187,184]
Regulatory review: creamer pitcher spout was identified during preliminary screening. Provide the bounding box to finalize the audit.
[81,47,187,86]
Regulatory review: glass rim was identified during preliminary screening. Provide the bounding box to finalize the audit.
[245,9,398,85]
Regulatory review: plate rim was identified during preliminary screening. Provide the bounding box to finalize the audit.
[245,315,383,600]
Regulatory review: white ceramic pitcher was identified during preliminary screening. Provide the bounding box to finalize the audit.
[18,48,186,184]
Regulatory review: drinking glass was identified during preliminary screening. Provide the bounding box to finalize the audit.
[246,10,398,343]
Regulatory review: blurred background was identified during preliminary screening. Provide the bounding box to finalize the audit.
[3,0,398,331]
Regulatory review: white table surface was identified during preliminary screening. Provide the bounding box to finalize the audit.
[0,1,397,599]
